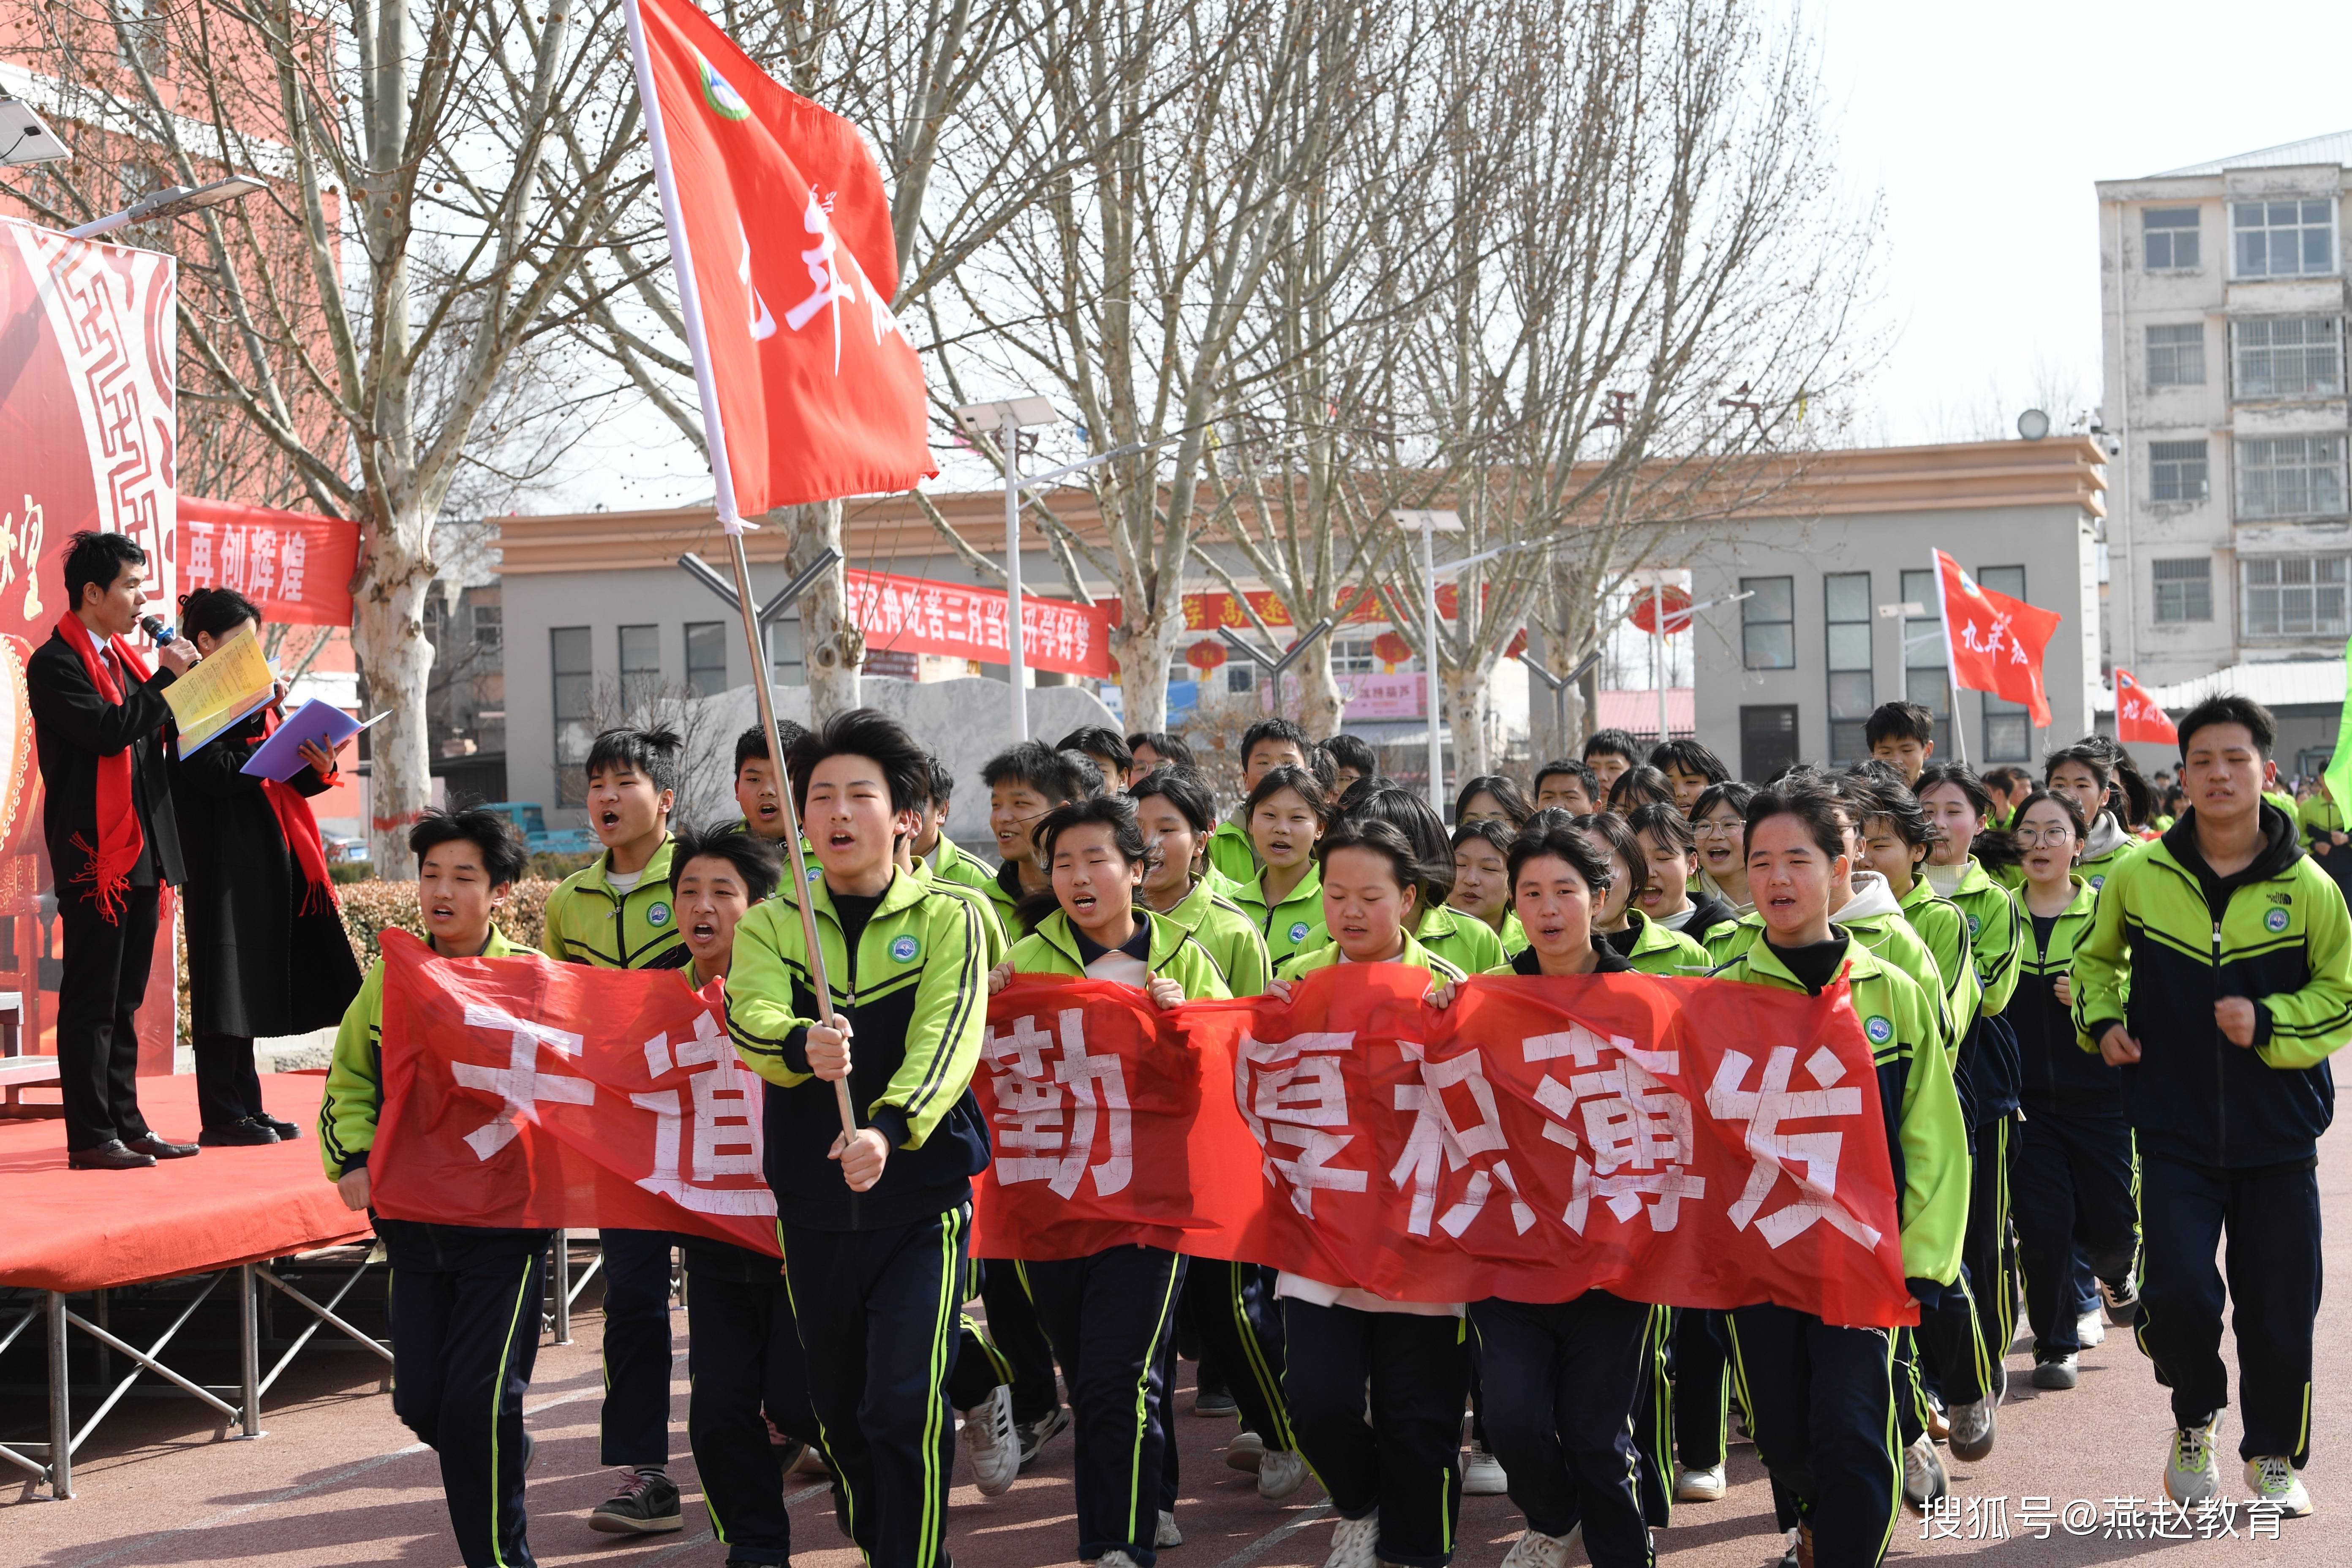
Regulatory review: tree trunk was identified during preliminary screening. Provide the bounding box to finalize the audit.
[1113,605,1184,738]
[1295,637,1345,739]
[351,518,436,877]
[1440,661,1493,780]
[786,501,861,721]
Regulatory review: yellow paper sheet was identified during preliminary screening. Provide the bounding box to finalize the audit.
[163,621,276,754]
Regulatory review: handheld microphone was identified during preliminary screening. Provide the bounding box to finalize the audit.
[139,614,176,645]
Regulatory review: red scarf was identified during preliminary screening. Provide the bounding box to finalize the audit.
[258,707,338,915]
[54,613,155,922]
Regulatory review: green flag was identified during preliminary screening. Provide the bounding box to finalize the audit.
[2326,631,2352,818]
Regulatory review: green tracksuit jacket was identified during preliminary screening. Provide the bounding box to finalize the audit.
[1418,903,1507,977]
[1159,876,1275,996]
[1232,862,1329,971]
[1206,816,1259,889]
[1005,908,1233,1001]
[1280,930,1466,983]
[1606,908,1712,976]
[541,837,689,969]
[1940,858,2023,1018]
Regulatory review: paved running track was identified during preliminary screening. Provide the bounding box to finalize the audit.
[7,1128,2348,1566]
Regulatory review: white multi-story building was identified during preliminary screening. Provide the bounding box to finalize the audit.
[2097,132,2352,687]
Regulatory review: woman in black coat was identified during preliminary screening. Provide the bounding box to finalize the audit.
[169,587,365,1144]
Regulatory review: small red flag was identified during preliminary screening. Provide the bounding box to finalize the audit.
[625,0,936,527]
[1933,549,2062,728]
[2114,667,2178,746]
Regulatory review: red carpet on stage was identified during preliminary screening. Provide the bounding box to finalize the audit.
[0,1073,373,1292]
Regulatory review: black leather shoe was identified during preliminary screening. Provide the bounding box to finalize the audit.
[69,1139,158,1171]
[259,1113,301,1141]
[125,1134,200,1159]
[198,1119,280,1147]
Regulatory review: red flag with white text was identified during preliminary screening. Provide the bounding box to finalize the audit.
[625,0,936,525]
[2113,667,2178,746]
[1934,549,2062,727]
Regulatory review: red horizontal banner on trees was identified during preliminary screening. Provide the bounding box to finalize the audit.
[180,495,359,628]
[370,931,780,1254]
[846,566,1112,677]
[975,967,1915,1327]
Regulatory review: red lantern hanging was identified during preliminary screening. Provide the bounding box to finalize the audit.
[1186,639,1228,674]
[1625,584,1693,634]
[1372,631,1413,666]
[1503,627,1529,660]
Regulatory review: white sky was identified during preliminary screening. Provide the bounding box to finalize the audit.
[1813,0,2352,444]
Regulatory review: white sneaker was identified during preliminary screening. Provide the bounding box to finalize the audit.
[1323,1511,1380,1568]
[1461,1441,1508,1495]
[1157,1509,1184,1547]
[2164,1413,2220,1507]
[1674,1464,1727,1502]
[1776,1525,1803,1568]
[961,1383,1018,1497]
[1903,1433,1947,1511]
[1225,1429,1266,1473]
[1947,1398,1995,1462]
[2245,1456,2313,1517]
[2077,1310,2107,1348]
[1099,1553,1141,1568]
[1498,1528,1578,1568]
[1258,1447,1309,1500]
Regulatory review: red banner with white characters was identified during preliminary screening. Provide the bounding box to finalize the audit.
[180,495,360,627]
[1934,548,2062,727]
[2113,667,2178,746]
[975,967,1916,1328]
[370,931,780,1253]
[846,566,1113,678]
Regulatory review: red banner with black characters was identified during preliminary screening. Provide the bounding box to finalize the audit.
[370,931,780,1255]
[974,966,1916,1327]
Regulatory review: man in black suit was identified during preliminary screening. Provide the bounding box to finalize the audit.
[27,531,203,1170]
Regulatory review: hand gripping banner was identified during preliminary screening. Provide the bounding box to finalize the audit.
[974,966,1916,1328]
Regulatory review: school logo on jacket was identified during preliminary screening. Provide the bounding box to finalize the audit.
[890,934,920,962]
[2267,906,2291,933]
[648,902,672,927]
[1289,921,1310,945]
[1865,1015,1894,1045]
[2089,874,2107,891]
[1965,913,1981,936]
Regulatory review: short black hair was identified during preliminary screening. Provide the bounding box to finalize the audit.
[1244,763,1331,824]
[1451,817,1516,860]
[1983,765,2033,796]
[1056,726,1132,776]
[410,806,529,886]
[1848,776,1931,852]
[788,707,930,815]
[1314,815,1424,899]
[1690,779,1756,823]
[2012,787,2088,845]
[1648,739,1729,785]
[588,726,683,797]
[177,585,261,643]
[2176,693,2275,760]
[1745,779,1848,863]
[1865,702,1936,749]
[981,740,1091,806]
[1318,733,1377,778]
[1034,793,1146,867]
[1843,757,1905,789]
[1239,718,1312,770]
[1606,765,1674,814]
[1454,774,1533,828]
[1061,749,1111,797]
[62,531,145,609]
[1129,765,1217,833]
[668,824,783,903]
[1351,787,1455,906]
[1335,773,1395,816]
[1127,731,1198,772]
[1571,811,1648,902]
[925,757,955,806]
[735,719,811,776]
[1532,758,1600,802]
[1914,762,1992,819]
[1583,729,1642,766]
[2042,743,2112,792]
[1507,821,1614,895]
[1626,800,1695,855]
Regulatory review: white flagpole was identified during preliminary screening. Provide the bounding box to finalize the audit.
[623,0,857,1147]
[1929,548,1971,767]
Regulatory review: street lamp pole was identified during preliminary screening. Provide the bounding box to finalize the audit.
[1217,618,1336,719]
[66,175,268,239]
[1395,510,1465,815]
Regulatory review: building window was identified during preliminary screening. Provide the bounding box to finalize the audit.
[1332,636,1379,674]
[2233,197,2337,280]
[1900,567,1951,758]
[1824,572,1872,763]
[472,601,502,651]
[685,621,729,698]
[2150,439,2210,503]
[2231,316,2343,398]
[1741,575,1794,669]
[2152,558,2213,623]
[2237,435,2348,520]
[1740,705,1798,784]
[619,624,661,713]
[1976,566,2031,762]
[552,626,593,807]
[2146,323,2205,387]
[2243,555,2349,639]
[2142,207,2200,270]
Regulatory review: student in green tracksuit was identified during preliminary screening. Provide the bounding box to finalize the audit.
[1716,779,1968,1568]
[319,808,544,1568]
[1577,810,1710,975]
[723,708,992,1568]
[1230,765,1332,970]
[1446,818,1527,957]
[2072,695,2352,1519]
[889,762,1008,965]
[2294,777,2352,903]
[1626,801,1741,951]
[988,795,1230,1567]
[1127,765,1300,1501]
[540,726,690,1534]
[1350,786,1510,976]
[1206,719,1315,886]
[983,741,1098,941]
[2046,744,2142,895]
[917,757,1002,906]
[727,719,811,843]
